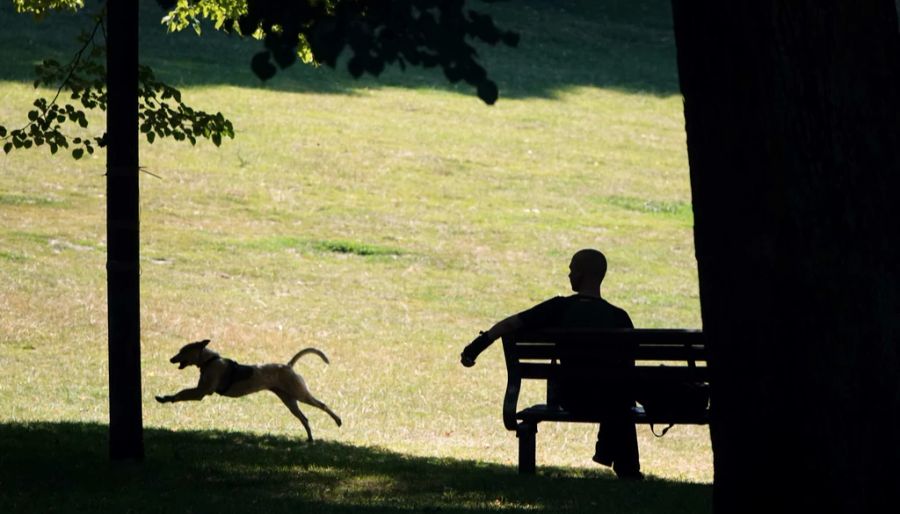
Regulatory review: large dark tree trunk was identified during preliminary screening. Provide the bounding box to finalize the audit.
[106,0,143,461]
[671,1,900,512]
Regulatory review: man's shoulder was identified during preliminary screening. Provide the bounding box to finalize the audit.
[518,296,568,324]
[569,295,634,327]
[603,300,634,327]
[604,299,630,316]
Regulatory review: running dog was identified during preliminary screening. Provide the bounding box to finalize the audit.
[156,339,342,440]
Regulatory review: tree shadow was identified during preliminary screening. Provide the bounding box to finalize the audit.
[0,421,710,513]
[0,0,679,100]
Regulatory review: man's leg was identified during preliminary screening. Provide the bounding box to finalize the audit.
[593,418,643,479]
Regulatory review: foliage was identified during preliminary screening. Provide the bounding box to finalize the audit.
[161,0,249,35]
[2,0,516,160]
[11,0,82,16]
[138,65,234,146]
[0,5,234,159]
[157,0,519,104]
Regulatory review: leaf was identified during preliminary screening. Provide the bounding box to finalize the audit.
[477,80,499,105]
[502,32,520,47]
[251,51,277,81]
[347,57,364,78]
[3,142,11,154]
[212,133,222,147]
[72,148,84,160]
[0,125,6,138]
[28,110,39,121]
[147,131,156,144]
[50,143,58,154]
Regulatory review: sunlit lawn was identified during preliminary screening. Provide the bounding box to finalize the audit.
[0,1,710,509]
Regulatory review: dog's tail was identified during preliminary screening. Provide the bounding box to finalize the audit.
[287,348,330,367]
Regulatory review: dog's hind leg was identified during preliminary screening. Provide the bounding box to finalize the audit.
[299,395,342,428]
[271,388,314,441]
[282,372,343,427]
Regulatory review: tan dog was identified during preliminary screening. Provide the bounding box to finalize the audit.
[156,339,342,441]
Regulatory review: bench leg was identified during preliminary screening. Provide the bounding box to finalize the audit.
[517,422,537,474]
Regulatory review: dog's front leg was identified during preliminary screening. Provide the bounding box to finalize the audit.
[156,387,211,403]
[157,373,217,403]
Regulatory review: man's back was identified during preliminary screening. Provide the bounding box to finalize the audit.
[518,294,632,331]
[518,294,635,413]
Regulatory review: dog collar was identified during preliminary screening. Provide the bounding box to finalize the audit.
[199,356,220,369]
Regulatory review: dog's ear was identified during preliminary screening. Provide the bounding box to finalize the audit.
[199,339,210,348]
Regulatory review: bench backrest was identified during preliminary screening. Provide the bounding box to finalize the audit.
[501,329,706,429]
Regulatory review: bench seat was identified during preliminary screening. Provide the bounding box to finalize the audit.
[516,404,710,426]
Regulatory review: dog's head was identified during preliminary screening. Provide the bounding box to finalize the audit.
[169,339,212,369]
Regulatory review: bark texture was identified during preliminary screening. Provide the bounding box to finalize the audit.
[107,0,143,461]
[671,1,900,512]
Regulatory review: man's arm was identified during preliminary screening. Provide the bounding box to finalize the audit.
[460,314,524,367]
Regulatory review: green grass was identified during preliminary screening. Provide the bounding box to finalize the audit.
[0,0,710,510]
[312,240,404,257]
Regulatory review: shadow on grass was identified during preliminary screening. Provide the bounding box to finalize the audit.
[0,421,710,513]
[0,0,679,100]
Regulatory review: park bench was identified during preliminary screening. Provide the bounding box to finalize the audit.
[501,328,709,474]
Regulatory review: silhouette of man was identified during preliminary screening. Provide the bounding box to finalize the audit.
[460,248,642,479]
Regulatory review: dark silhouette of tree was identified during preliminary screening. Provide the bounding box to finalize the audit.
[105,0,142,461]
[671,1,900,512]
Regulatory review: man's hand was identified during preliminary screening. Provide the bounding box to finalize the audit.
[461,331,493,368]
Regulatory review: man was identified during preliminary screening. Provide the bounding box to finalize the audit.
[460,248,642,479]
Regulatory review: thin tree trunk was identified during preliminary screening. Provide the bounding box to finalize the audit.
[106,0,143,461]
[671,1,900,512]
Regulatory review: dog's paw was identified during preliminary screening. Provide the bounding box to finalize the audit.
[155,395,171,404]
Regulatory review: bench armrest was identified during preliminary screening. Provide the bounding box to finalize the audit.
[501,336,522,431]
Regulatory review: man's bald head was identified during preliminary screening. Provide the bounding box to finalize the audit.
[568,249,607,294]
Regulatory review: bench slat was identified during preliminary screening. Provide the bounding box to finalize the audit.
[516,404,709,425]
[514,328,702,345]
[514,363,710,382]
[512,344,706,361]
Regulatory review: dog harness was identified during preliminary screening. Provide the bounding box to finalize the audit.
[200,357,254,394]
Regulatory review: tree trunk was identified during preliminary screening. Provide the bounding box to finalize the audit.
[106,0,143,461]
[671,1,900,512]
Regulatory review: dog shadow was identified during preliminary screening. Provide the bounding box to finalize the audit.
[0,421,711,513]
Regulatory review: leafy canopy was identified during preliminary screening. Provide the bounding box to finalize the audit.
[158,0,518,103]
[1,6,234,159]
[1,0,517,159]
[11,0,83,15]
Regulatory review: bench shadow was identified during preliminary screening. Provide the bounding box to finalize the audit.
[0,0,679,99]
[0,420,710,513]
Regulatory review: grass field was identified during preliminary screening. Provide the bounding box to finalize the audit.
[0,0,710,511]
